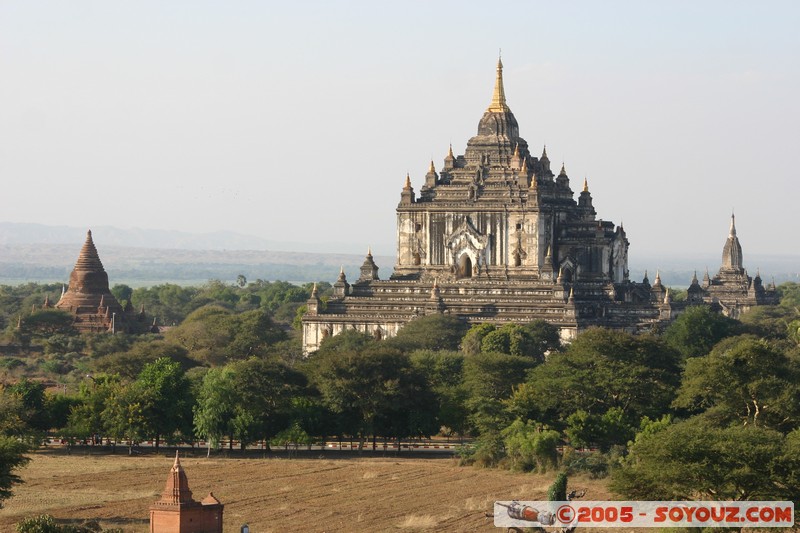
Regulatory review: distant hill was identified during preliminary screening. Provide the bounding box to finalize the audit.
[0,243,392,287]
[0,222,375,254]
[0,222,796,288]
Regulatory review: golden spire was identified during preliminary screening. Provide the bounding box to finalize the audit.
[448,144,454,157]
[487,57,510,112]
[429,160,435,173]
[583,177,589,192]
[404,174,412,189]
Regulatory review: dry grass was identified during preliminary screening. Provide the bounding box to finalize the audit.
[0,450,614,532]
[397,513,439,529]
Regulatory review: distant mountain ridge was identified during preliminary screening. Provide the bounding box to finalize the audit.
[0,222,381,254]
[0,222,796,287]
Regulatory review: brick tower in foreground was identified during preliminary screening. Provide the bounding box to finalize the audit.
[150,451,223,533]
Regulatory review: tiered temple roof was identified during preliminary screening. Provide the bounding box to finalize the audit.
[301,60,778,353]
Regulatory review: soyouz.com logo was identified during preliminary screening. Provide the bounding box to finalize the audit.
[493,501,794,528]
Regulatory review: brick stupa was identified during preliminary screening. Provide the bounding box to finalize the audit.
[55,230,125,333]
[150,451,223,533]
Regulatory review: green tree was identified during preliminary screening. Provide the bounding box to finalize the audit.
[673,335,800,432]
[226,308,286,358]
[16,514,123,532]
[19,309,75,339]
[135,358,193,450]
[777,281,800,309]
[165,305,285,365]
[130,284,199,324]
[611,416,799,501]
[0,435,29,508]
[481,324,525,356]
[564,407,633,451]
[193,367,236,457]
[110,284,133,305]
[227,357,307,448]
[65,374,120,443]
[522,320,562,359]
[7,379,49,437]
[548,471,568,501]
[0,387,26,437]
[662,305,738,358]
[501,419,560,472]
[480,321,559,361]
[312,346,436,450]
[460,323,496,356]
[511,329,680,433]
[85,333,133,358]
[788,318,800,346]
[738,305,797,339]
[463,352,537,465]
[386,314,469,353]
[315,329,375,356]
[410,350,469,438]
[92,339,194,380]
[101,381,151,454]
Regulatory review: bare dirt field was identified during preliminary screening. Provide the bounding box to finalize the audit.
[0,449,613,532]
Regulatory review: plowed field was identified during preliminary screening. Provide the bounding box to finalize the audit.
[0,450,612,532]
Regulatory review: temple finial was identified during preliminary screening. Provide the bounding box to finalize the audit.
[729,211,737,236]
[583,177,589,192]
[173,450,181,469]
[367,246,372,256]
[487,56,509,112]
[404,173,412,189]
[448,144,454,158]
[429,160,435,173]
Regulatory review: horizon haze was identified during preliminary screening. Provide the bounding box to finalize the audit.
[1,2,798,261]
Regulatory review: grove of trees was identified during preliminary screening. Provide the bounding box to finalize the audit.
[1,279,799,509]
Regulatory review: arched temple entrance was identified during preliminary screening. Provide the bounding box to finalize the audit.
[458,254,473,278]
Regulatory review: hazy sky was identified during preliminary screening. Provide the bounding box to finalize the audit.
[1,1,798,261]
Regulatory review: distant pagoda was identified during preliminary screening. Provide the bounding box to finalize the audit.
[55,230,127,333]
[686,214,778,317]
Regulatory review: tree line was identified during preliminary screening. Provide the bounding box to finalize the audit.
[1,281,800,508]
